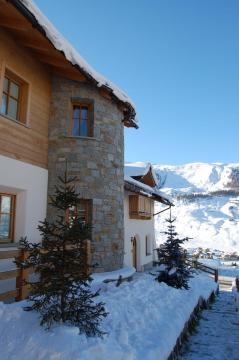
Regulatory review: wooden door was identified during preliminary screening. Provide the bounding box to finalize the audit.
[132,236,137,269]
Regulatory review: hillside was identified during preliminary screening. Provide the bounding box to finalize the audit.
[153,163,239,253]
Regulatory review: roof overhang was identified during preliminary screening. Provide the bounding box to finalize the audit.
[124,180,173,206]
[2,0,138,128]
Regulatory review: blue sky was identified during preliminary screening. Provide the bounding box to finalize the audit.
[35,0,239,165]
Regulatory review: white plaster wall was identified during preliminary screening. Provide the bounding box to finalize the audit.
[124,191,155,271]
[0,155,48,243]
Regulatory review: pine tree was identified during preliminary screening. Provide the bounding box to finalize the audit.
[15,165,107,337]
[155,209,192,289]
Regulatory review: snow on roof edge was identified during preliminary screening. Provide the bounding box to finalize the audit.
[124,175,172,205]
[125,162,159,185]
[18,0,138,126]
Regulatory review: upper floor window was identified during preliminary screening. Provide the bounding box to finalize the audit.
[0,194,15,243]
[0,69,29,124]
[129,195,152,220]
[71,103,93,137]
[1,76,20,120]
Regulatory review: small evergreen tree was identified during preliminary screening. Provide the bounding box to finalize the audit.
[155,209,192,289]
[16,166,107,337]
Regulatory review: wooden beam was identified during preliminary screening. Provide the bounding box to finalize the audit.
[99,86,112,100]
[0,17,29,31]
[16,250,30,301]
[117,102,127,113]
[0,269,20,281]
[0,249,19,259]
[19,38,51,52]
[0,289,19,302]
[37,54,70,68]
[53,66,87,82]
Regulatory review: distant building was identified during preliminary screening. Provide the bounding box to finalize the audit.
[124,163,172,271]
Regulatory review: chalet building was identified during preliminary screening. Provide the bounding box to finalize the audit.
[124,163,172,271]
[0,0,137,273]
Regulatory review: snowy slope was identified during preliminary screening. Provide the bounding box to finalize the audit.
[153,163,239,253]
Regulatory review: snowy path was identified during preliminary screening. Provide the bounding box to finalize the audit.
[179,289,239,360]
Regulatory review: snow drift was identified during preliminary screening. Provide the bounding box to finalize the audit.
[0,273,217,360]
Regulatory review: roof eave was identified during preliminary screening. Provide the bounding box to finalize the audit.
[124,180,173,206]
[10,0,138,127]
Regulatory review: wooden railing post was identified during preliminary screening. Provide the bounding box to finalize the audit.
[16,249,29,301]
[192,259,198,269]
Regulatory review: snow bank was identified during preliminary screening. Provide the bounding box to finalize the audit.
[19,0,137,125]
[0,273,217,360]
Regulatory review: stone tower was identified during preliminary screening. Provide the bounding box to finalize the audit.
[48,76,127,272]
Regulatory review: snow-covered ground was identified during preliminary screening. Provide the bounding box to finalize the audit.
[153,162,239,253]
[0,273,217,360]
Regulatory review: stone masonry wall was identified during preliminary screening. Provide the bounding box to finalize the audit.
[48,76,125,272]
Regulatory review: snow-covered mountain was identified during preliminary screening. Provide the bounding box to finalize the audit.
[153,163,239,253]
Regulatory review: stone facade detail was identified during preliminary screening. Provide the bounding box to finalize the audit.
[48,76,125,272]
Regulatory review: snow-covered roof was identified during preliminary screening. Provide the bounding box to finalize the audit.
[124,163,172,206]
[17,0,137,127]
[125,162,158,184]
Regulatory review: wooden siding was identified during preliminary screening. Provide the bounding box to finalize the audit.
[0,28,51,169]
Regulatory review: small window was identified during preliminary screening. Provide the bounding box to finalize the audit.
[0,194,15,242]
[67,199,92,226]
[145,235,151,256]
[1,76,20,120]
[0,69,28,124]
[71,103,93,137]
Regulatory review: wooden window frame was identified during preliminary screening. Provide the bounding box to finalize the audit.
[129,195,152,220]
[0,193,16,243]
[66,199,92,226]
[0,67,29,125]
[70,100,94,137]
[2,75,21,120]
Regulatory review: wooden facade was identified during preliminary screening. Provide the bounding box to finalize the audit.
[0,28,51,169]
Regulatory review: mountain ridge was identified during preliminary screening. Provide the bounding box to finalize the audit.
[151,162,239,253]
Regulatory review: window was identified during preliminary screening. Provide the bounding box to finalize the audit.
[71,103,93,137]
[0,194,15,242]
[0,69,29,124]
[145,235,151,256]
[129,195,152,219]
[1,76,20,120]
[67,200,92,226]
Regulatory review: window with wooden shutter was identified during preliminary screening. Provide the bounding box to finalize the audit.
[129,195,152,220]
